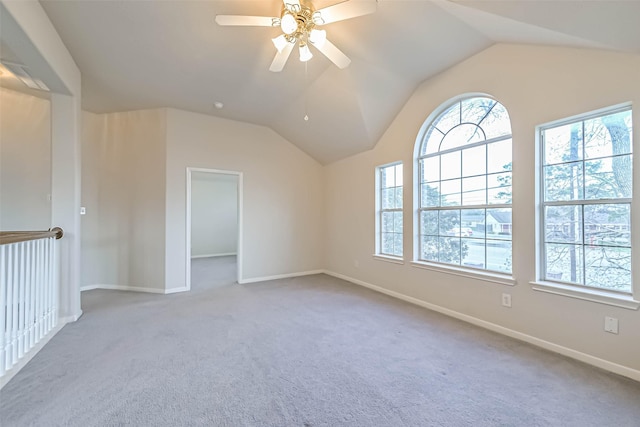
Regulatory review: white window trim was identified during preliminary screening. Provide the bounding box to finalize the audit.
[534,102,637,308]
[373,254,405,265]
[375,161,404,258]
[530,280,639,310]
[410,260,516,286]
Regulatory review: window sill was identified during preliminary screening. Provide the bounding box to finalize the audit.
[410,261,516,286]
[373,254,405,265]
[530,281,639,310]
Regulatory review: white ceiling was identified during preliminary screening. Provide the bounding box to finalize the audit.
[34,0,640,164]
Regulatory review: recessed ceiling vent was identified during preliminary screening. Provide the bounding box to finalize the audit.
[0,60,50,91]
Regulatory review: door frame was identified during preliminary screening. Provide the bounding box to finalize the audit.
[186,167,243,290]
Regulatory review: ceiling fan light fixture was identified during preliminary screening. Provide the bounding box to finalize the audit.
[272,34,289,52]
[299,43,313,62]
[281,13,297,35]
[309,29,327,48]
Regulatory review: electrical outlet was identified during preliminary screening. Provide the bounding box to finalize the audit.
[604,316,619,334]
[501,293,512,308]
[80,207,86,215]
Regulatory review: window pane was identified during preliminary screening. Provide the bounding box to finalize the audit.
[487,139,512,174]
[434,103,461,136]
[480,102,511,140]
[423,127,444,156]
[462,209,484,238]
[381,233,394,255]
[486,208,512,239]
[545,205,582,244]
[439,210,460,236]
[440,151,461,180]
[382,212,394,232]
[584,109,632,159]
[461,98,496,125]
[441,124,484,151]
[487,172,511,204]
[462,238,484,269]
[545,243,584,284]
[394,187,403,209]
[584,204,630,247]
[395,164,404,186]
[486,240,512,273]
[393,233,403,257]
[422,157,439,182]
[543,122,583,165]
[441,179,461,206]
[382,188,394,209]
[381,166,395,188]
[585,246,630,292]
[462,176,486,206]
[584,155,632,199]
[439,237,461,265]
[544,163,583,201]
[462,145,486,177]
[393,211,403,233]
[421,210,439,236]
[421,183,440,208]
[421,235,438,261]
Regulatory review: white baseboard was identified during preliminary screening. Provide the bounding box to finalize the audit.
[239,269,324,284]
[191,252,237,259]
[81,284,167,294]
[164,286,189,295]
[323,270,640,383]
[0,321,68,390]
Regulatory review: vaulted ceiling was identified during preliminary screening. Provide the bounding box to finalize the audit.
[35,0,640,164]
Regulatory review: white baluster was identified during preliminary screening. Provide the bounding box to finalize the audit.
[11,243,19,368]
[0,245,7,376]
[29,240,36,347]
[46,237,53,333]
[17,242,25,359]
[35,239,43,343]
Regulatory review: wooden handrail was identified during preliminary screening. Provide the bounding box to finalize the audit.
[0,227,64,245]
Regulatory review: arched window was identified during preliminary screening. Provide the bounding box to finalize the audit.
[416,96,512,273]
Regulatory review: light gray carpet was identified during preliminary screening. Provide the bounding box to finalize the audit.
[1,262,640,426]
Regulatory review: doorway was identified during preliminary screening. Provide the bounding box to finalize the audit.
[186,168,242,291]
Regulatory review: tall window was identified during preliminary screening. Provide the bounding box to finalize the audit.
[416,97,512,273]
[540,106,632,294]
[377,162,403,257]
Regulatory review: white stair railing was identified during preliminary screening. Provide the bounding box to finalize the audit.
[0,228,62,377]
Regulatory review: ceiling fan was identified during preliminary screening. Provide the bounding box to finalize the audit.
[215,0,377,72]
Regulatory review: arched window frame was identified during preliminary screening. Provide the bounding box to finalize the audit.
[413,95,514,278]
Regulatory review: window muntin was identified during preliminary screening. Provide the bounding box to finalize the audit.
[540,107,632,294]
[417,97,512,273]
[378,163,403,257]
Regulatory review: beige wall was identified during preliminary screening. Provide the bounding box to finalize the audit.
[190,172,238,258]
[166,108,324,289]
[81,109,166,290]
[324,44,640,372]
[0,88,51,230]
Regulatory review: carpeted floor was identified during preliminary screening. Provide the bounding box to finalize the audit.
[1,258,640,426]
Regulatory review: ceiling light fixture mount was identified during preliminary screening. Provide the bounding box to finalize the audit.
[215,0,377,72]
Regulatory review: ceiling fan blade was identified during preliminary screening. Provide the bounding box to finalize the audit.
[215,15,276,27]
[269,42,295,72]
[315,1,377,25]
[283,0,301,10]
[313,38,351,69]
